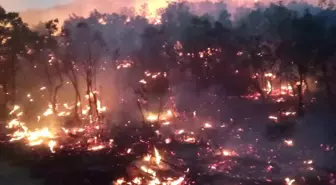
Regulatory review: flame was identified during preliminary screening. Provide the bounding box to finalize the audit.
[204,122,212,128]
[115,178,125,185]
[285,177,296,185]
[171,177,185,185]
[9,105,20,115]
[48,140,57,153]
[222,149,237,156]
[98,18,107,25]
[154,147,161,166]
[144,154,152,162]
[6,91,109,153]
[183,136,196,143]
[284,139,294,147]
[268,115,278,121]
[140,165,156,177]
[266,80,272,94]
[43,105,53,116]
[88,145,105,151]
[145,110,175,123]
[175,129,184,135]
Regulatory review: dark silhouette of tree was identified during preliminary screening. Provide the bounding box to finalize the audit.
[1,1,336,123]
[0,6,36,117]
[28,19,64,115]
[313,11,336,106]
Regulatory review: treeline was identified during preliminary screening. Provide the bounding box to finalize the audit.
[1,1,336,119]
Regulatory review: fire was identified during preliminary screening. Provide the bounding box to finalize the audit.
[43,105,53,116]
[266,80,272,94]
[139,79,147,84]
[140,165,157,177]
[284,139,294,147]
[285,177,296,185]
[117,60,133,69]
[268,115,278,122]
[183,136,196,143]
[48,140,57,153]
[204,122,212,128]
[304,160,313,164]
[222,149,237,156]
[145,110,175,123]
[9,105,20,115]
[5,91,109,153]
[115,147,185,185]
[98,17,107,25]
[7,120,56,148]
[27,127,54,142]
[175,129,184,135]
[154,147,161,166]
[144,154,152,162]
[282,111,296,116]
[171,177,185,185]
[7,106,56,147]
[6,119,23,129]
[115,178,125,185]
[88,145,105,151]
[146,114,159,122]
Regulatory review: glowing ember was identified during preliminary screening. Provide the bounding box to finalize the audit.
[88,145,105,151]
[222,149,236,156]
[140,165,156,177]
[269,115,278,121]
[284,139,294,147]
[48,140,57,153]
[183,136,196,143]
[145,110,175,123]
[175,130,184,135]
[9,105,20,115]
[154,147,161,166]
[204,122,212,128]
[285,177,296,185]
[98,18,107,25]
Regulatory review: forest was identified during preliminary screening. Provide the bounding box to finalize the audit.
[1,1,336,185]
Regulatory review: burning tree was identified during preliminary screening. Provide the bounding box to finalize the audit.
[64,20,108,121]
[28,19,65,115]
[58,28,83,119]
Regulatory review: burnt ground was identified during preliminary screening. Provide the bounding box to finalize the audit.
[0,99,336,185]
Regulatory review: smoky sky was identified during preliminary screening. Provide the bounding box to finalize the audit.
[1,0,319,26]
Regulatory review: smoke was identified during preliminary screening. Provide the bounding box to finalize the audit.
[16,0,319,27]
[19,0,169,25]
[10,0,322,126]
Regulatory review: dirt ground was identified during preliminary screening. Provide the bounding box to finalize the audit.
[0,161,42,185]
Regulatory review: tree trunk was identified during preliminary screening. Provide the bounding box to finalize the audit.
[86,74,93,116]
[1,83,8,121]
[322,63,332,106]
[297,67,304,117]
[69,68,82,118]
[74,83,81,117]
[10,53,16,104]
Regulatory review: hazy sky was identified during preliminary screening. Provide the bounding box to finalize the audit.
[1,0,319,26]
[1,0,318,12]
[0,0,72,11]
